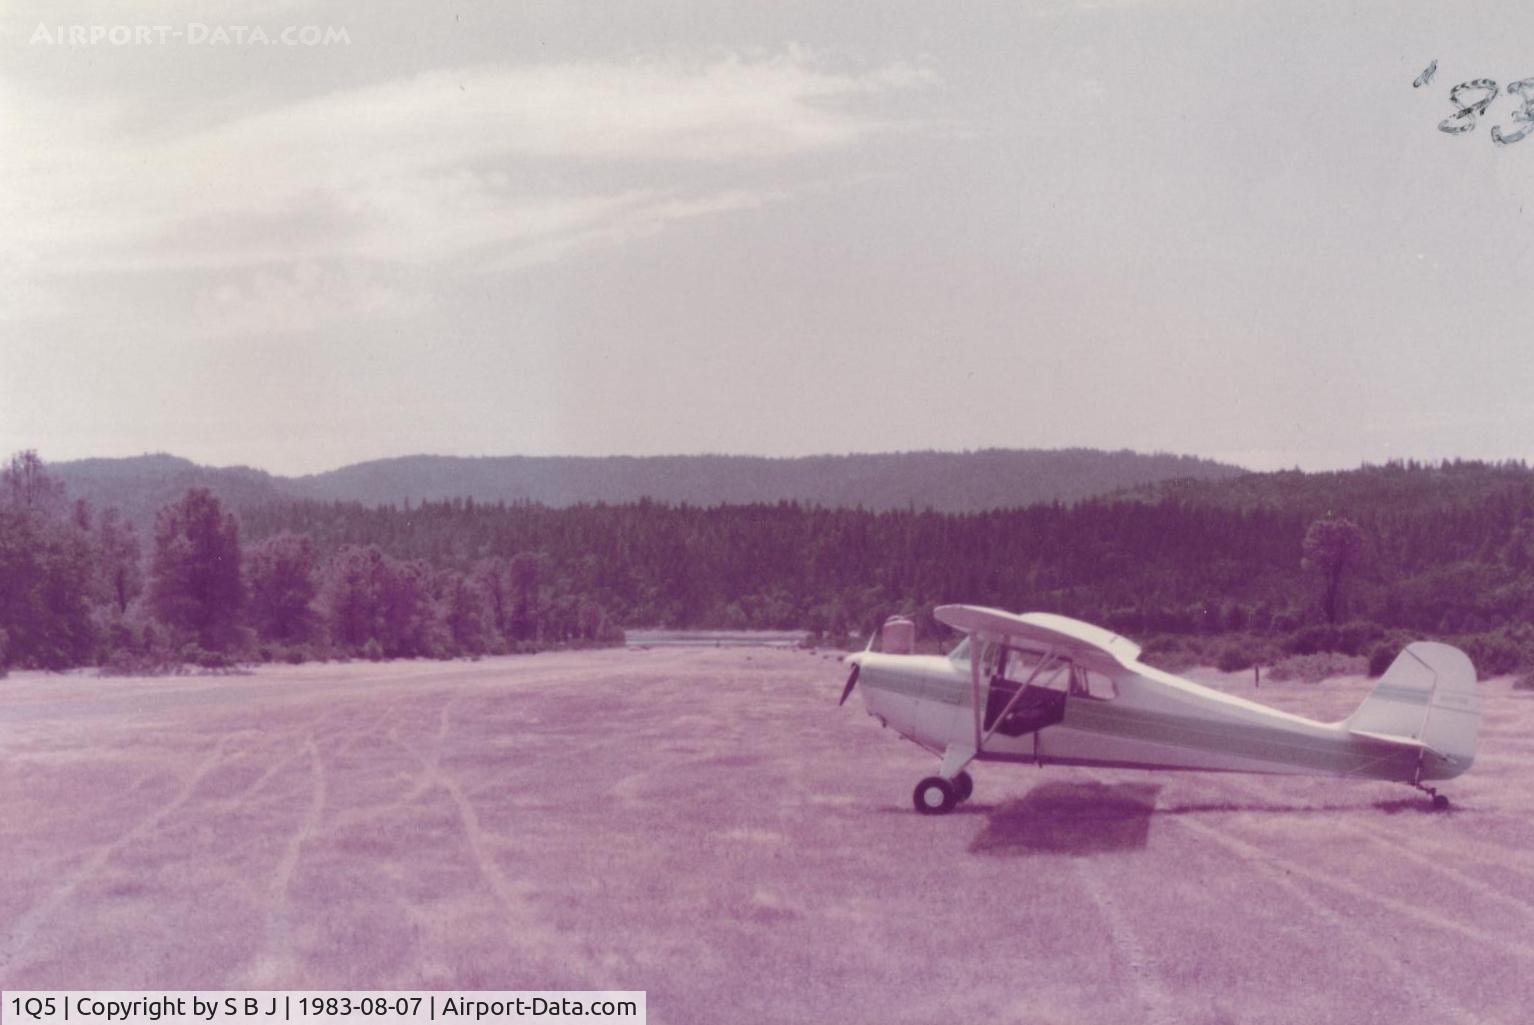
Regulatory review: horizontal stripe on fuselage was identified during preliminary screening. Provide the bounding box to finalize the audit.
[862,667,970,705]
[862,667,1423,779]
[1059,701,1421,779]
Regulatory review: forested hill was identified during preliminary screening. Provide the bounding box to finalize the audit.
[51,448,1243,524]
[51,455,288,528]
[1115,459,1534,516]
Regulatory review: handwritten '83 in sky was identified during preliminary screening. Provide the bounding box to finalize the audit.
[1421,62,1534,145]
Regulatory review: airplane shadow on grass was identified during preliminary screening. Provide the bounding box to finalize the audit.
[968,781,1162,856]
[964,781,1460,857]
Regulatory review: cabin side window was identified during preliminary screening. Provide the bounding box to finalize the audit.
[1069,665,1117,701]
[1001,647,1070,690]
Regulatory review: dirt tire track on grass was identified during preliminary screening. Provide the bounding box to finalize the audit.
[1171,815,1502,1025]
[1342,821,1534,917]
[381,694,457,803]
[384,695,584,981]
[272,736,328,898]
[432,765,559,938]
[218,748,305,807]
[1349,823,1534,896]
[1070,859,1178,1025]
[1185,812,1534,960]
[0,736,231,975]
[242,734,329,985]
[1216,778,1534,922]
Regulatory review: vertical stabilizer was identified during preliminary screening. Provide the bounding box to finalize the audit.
[1346,642,1478,777]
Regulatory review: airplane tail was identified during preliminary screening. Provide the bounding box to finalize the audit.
[1346,642,1478,778]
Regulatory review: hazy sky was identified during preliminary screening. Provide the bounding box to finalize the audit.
[4,1,1534,475]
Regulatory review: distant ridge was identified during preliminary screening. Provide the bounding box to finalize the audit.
[49,448,1246,524]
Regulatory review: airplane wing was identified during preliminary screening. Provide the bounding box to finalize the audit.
[933,605,1142,673]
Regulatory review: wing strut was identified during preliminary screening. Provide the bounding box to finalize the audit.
[967,633,1064,752]
[980,647,1061,747]
[970,637,984,753]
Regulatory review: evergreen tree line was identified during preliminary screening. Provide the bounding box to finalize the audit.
[237,466,1534,676]
[9,449,1534,675]
[0,453,622,672]
[238,482,1534,640]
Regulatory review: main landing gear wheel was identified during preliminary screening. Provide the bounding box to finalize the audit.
[1414,782,1451,811]
[913,776,957,815]
[952,770,974,802]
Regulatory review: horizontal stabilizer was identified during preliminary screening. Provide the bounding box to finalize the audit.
[1346,729,1429,751]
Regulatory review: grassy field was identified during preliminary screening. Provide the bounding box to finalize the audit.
[3,648,1533,1024]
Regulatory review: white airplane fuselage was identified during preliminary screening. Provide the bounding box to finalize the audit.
[851,650,1468,784]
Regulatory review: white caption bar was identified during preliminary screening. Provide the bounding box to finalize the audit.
[2,994,645,1025]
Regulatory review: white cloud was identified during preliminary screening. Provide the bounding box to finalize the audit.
[0,50,938,330]
[186,260,429,338]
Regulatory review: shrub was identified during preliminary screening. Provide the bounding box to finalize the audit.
[98,649,186,677]
[1267,652,1367,683]
[1514,675,1534,691]
[1139,642,1200,673]
[362,638,384,662]
[1367,643,1397,678]
[1286,621,1385,657]
[1217,645,1255,672]
[180,645,235,669]
[1455,630,1531,678]
[1286,625,1333,656]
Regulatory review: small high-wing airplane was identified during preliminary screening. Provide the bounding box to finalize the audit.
[840,605,1478,814]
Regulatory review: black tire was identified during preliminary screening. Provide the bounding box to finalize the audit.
[952,770,974,802]
[913,776,957,815]
[1432,793,1450,811]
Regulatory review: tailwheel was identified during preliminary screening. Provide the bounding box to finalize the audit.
[952,770,974,803]
[913,776,957,815]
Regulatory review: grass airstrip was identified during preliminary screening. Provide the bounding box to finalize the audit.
[4,649,1533,1025]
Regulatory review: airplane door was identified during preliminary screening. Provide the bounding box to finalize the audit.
[982,647,1070,737]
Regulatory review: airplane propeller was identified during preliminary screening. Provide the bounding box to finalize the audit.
[838,663,860,706]
[838,629,877,706]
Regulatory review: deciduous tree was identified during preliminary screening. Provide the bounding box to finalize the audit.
[95,507,142,616]
[1302,514,1366,625]
[149,488,243,651]
[246,532,317,643]
[2,450,65,515]
[0,452,95,668]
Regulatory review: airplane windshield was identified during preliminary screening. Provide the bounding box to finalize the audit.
[948,637,972,664]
